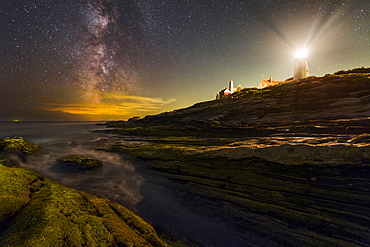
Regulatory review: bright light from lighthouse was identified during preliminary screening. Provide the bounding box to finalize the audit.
[295,49,308,59]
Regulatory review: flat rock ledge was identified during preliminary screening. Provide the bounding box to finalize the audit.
[108,135,370,246]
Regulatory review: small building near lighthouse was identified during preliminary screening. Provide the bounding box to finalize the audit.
[258,76,283,89]
[216,80,235,99]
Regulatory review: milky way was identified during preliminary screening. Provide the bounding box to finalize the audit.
[73,1,150,104]
[1,0,369,120]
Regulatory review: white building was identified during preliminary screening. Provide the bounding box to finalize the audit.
[216,80,235,99]
[293,51,309,80]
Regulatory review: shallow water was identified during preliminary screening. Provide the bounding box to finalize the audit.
[1,121,249,247]
[1,121,144,207]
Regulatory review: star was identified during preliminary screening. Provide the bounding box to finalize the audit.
[0,0,369,121]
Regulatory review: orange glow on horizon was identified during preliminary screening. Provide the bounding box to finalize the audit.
[41,93,176,120]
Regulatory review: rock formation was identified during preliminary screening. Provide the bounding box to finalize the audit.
[0,137,41,167]
[102,68,370,246]
[59,156,103,169]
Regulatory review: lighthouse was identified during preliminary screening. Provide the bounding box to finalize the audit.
[228,80,234,94]
[293,50,309,80]
[215,80,235,99]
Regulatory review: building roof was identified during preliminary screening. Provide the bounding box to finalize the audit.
[258,79,283,89]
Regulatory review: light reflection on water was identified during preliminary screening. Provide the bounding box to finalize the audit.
[26,137,144,208]
[0,121,143,208]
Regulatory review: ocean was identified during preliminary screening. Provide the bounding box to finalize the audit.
[0,121,105,144]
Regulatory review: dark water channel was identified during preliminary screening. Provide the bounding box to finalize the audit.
[0,122,252,247]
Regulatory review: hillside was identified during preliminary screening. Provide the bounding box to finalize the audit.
[107,67,370,137]
[101,68,370,246]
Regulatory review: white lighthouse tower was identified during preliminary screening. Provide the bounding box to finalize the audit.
[293,50,309,80]
[228,80,234,94]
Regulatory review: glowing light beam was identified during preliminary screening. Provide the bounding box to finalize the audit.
[295,49,308,59]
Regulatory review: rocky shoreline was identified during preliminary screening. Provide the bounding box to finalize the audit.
[104,132,370,246]
[100,68,370,246]
[1,68,370,246]
[0,137,168,247]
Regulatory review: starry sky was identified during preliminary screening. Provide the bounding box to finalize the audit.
[1,0,369,121]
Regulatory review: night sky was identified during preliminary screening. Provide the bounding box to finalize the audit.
[1,0,369,121]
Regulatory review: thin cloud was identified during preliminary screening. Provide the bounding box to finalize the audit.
[41,94,176,117]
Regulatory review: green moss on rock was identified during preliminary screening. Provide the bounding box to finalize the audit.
[59,156,103,170]
[0,164,168,247]
[0,137,41,155]
[0,165,38,222]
